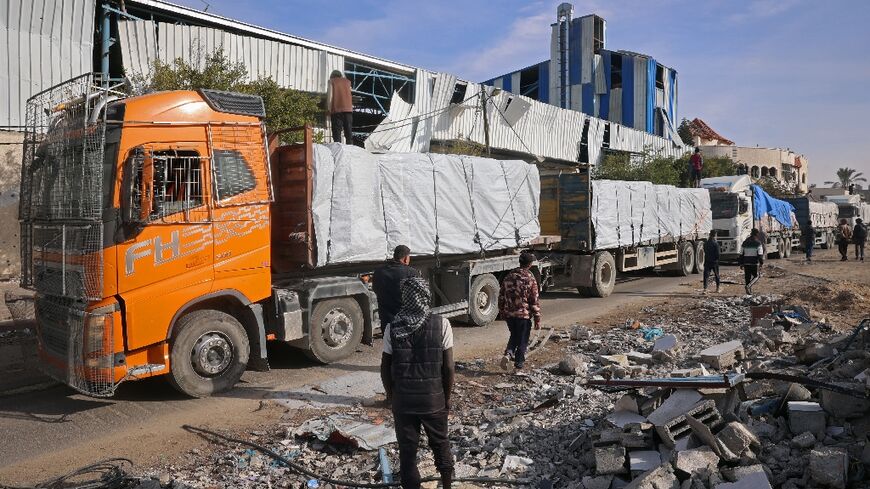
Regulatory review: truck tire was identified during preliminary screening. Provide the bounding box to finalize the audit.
[590,251,616,297]
[693,241,705,274]
[305,298,364,364]
[467,273,500,326]
[168,310,250,398]
[783,238,792,258]
[676,242,695,277]
[770,239,783,259]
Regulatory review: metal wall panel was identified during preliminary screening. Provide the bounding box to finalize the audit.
[0,0,96,128]
[580,16,594,84]
[117,20,157,78]
[633,56,647,131]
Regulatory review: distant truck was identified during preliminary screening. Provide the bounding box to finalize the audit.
[783,197,839,250]
[538,172,712,297]
[825,194,870,228]
[700,175,796,260]
[18,75,550,398]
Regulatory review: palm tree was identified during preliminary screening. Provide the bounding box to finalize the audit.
[824,167,867,188]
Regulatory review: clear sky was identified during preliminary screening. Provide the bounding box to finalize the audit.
[173,0,870,185]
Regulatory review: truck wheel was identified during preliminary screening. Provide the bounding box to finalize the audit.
[468,273,500,326]
[168,310,250,398]
[783,238,792,258]
[590,251,616,297]
[770,239,783,259]
[305,298,364,364]
[676,242,695,277]
[693,241,705,274]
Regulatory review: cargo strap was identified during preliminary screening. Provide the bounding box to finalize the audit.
[427,154,442,267]
[458,156,484,255]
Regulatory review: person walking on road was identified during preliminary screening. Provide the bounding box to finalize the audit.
[703,230,721,293]
[373,245,420,329]
[689,147,703,188]
[327,70,354,144]
[498,252,541,371]
[854,218,867,261]
[837,219,853,261]
[804,220,816,262]
[380,277,455,489]
[739,229,764,295]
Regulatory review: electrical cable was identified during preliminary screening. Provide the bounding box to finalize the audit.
[182,425,530,488]
[0,458,132,489]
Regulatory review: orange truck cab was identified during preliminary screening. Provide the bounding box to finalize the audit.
[20,75,536,398]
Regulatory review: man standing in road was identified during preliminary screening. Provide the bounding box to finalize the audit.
[373,245,420,329]
[327,70,354,144]
[689,147,703,188]
[854,218,867,261]
[804,220,816,262]
[837,219,853,261]
[739,229,764,295]
[380,278,455,489]
[703,230,721,293]
[498,252,541,371]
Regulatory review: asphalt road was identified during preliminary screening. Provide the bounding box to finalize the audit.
[0,269,699,485]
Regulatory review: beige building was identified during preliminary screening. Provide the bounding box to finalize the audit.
[683,118,809,193]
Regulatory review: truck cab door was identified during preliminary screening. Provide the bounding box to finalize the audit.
[116,143,214,351]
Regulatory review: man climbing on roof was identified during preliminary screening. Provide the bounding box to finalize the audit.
[327,70,354,145]
[689,147,703,188]
[381,277,455,489]
[837,219,852,261]
[498,251,541,371]
[853,218,867,262]
[739,229,764,295]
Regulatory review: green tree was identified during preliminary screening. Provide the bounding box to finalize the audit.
[130,49,323,139]
[824,167,867,188]
[754,176,801,198]
[677,118,694,147]
[595,151,737,187]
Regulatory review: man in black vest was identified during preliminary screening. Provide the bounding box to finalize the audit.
[739,228,765,295]
[373,245,420,328]
[380,278,455,489]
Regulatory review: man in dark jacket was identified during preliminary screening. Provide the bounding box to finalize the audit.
[381,278,454,489]
[804,220,816,262]
[854,218,867,261]
[498,252,541,371]
[739,229,764,295]
[837,219,852,261]
[703,231,721,293]
[373,245,420,329]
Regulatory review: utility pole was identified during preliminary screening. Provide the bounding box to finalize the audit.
[480,90,491,156]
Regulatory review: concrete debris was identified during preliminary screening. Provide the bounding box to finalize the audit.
[294,415,396,450]
[673,447,719,475]
[809,447,848,489]
[558,353,588,375]
[500,455,533,473]
[819,382,870,418]
[622,463,679,489]
[580,475,612,489]
[790,431,816,448]
[713,471,771,489]
[594,446,627,475]
[626,351,653,366]
[787,401,826,438]
[628,451,661,472]
[698,340,744,369]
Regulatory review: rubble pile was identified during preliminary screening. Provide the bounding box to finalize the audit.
[145,296,869,489]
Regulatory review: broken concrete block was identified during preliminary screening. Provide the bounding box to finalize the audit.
[580,475,612,489]
[559,354,588,375]
[628,451,661,472]
[674,446,719,475]
[686,416,737,462]
[778,382,811,402]
[713,471,771,489]
[606,411,647,429]
[600,354,629,367]
[788,401,826,438]
[795,342,834,364]
[809,447,848,489]
[791,431,815,448]
[615,394,642,414]
[670,368,702,378]
[570,324,592,340]
[724,464,767,481]
[715,422,760,457]
[594,446,626,475]
[819,383,870,418]
[647,391,721,448]
[652,334,678,352]
[623,463,679,489]
[762,326,795,344]
[626,351,653,366]
[699,340,744,369]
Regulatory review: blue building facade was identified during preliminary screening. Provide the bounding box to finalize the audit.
[483,4,678,139]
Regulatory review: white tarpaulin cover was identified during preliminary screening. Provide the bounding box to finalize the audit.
[591,180,712,250]
[311,144,540,266]
[808,201,839,229]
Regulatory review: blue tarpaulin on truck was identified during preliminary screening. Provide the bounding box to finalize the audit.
[751,185,795,228]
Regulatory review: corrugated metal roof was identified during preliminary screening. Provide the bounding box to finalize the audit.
[0,0,96,128]
[126,0,413,74]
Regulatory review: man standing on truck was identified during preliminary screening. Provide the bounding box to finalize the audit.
[381,277,455,489]
[854,218,867,261]
[498,252,542,371]
[804,220,816,262]
[373,245,420,329]
[689,148,703,188]
[703,230,721,293]
[327,70,354,144]
[837,219,853,261]
[739,229,764,295]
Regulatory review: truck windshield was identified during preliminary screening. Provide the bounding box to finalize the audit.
[710,193,739,219]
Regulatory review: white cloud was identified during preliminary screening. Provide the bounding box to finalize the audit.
[727,0,801,23]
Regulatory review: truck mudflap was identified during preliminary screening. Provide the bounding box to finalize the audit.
[35,296,118,397]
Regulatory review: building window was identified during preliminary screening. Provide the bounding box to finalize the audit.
[655,64,664,90]
[761,166,769,177]
[610,53,622,89]
[769,167,777,179]
[802,174,806,184]
[751,166,760,178]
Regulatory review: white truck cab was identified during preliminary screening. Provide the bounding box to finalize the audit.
[701,175,754,259]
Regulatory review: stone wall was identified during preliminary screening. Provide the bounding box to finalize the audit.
[0,131,23,279]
